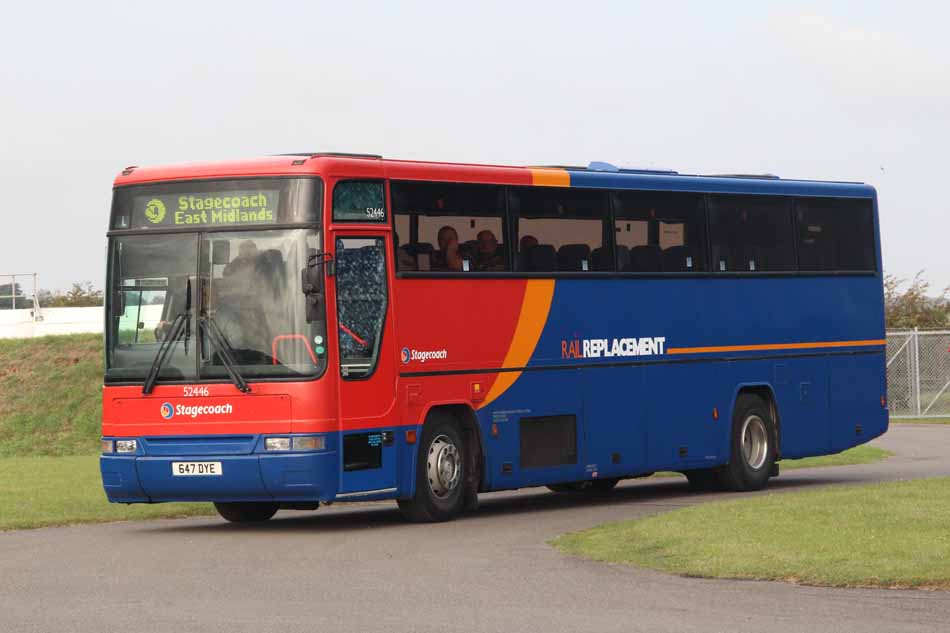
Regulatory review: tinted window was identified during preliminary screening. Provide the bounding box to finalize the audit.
[336,237,387,378]
[509,187,608,272]
[797,198,876,271]
[333,180,386,223]
[612,191,707,272]
[708,196,795,272]
[391,181,507,272]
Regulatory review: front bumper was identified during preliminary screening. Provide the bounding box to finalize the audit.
[100,436,338,503]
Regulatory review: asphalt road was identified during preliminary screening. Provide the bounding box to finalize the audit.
[3,424,950,633]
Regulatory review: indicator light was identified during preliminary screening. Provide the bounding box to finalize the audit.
[101,439,114,454]
[292,436,325,451]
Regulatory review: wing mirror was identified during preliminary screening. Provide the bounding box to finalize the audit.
[301,248,334,322]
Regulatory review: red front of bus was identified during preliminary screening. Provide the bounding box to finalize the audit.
[99,162,400,506]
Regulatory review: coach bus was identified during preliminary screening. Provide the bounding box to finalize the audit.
[100,153,887,522]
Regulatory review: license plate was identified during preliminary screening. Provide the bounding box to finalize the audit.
[172,462,222,476]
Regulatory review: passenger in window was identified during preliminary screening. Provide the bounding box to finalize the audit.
[519,235,539,251]
[517,235,539,270]
[474,230,505,271]
[432,226,463,272]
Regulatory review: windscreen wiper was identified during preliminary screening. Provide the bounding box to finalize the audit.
[200,315,251,393]
[142,312,187,394]
[142,278,192,395]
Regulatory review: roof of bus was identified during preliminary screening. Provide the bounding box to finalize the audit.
[113,154,877,199]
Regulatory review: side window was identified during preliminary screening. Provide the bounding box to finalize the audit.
[708,196,795,272]
[612,191,707,272]
[509,187,608,272]
[336,237,388,378]
[391,181,507,272]
[333,180,386,223]
[797,198,876,272]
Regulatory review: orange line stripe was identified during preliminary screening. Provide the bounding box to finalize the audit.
[528,168,570,187]
[477,280,556,410]
[666,339,887,355]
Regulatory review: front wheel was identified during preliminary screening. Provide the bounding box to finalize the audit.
[718,394,777,491]
[398,414,466,522]
[214,502,279,523]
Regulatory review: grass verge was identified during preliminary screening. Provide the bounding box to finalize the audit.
[891,417,950,425]
[553,477,950,590]
[779,444,891,469]
[0,334,104,457]
[0,455,214,530]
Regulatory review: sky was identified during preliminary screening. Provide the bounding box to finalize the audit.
[2,1,947,292]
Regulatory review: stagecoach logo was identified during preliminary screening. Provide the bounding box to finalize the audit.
[159,402,234,419]
[145,198,167,224]
[401,347,448,364]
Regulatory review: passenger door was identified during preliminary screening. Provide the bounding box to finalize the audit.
[334,236,399,495]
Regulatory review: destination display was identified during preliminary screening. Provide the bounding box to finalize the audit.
[131,188,280,228]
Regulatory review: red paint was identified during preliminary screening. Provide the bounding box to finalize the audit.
[106,155,536,440]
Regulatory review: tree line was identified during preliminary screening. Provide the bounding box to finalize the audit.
[3,275,949,329]
[0,282,103,309]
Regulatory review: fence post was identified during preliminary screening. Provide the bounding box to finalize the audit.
[914,328,922,417]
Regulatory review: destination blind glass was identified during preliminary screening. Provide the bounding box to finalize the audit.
[111,178,323,230]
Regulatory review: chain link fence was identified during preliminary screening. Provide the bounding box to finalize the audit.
[887,330,950,418]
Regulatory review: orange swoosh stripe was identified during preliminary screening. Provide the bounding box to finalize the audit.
[666,339,887,355]
[528,168,570,187]
[478,280,556,409]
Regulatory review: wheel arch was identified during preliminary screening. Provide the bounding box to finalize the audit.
[419,402,487,491]
[729,383,782,460]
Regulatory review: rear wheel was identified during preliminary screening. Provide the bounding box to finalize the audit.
[214,502,279,523]
[398,413,466,522]
[718,394,777,491]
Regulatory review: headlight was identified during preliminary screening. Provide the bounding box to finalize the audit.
[265,437,291,451]
[292,436,325,451]
[115,439,137,454]
[101,439,114,454]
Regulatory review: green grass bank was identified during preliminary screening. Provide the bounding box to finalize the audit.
[0,334,104,457]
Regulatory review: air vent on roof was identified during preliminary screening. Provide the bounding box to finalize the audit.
[530,163,679,175]
[618,167,679,175]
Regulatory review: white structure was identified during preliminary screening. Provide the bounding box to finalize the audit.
[0,307,104,339]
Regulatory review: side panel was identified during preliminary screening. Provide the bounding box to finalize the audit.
[394,275,887,490]
[581,366,647,477]
[829,352,889,452]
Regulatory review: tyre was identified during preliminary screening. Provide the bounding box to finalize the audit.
[718,393,777,491]
[398,412,466,522]
[214,502,279,523]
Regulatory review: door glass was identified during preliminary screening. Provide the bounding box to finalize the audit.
[335,237,388,378]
